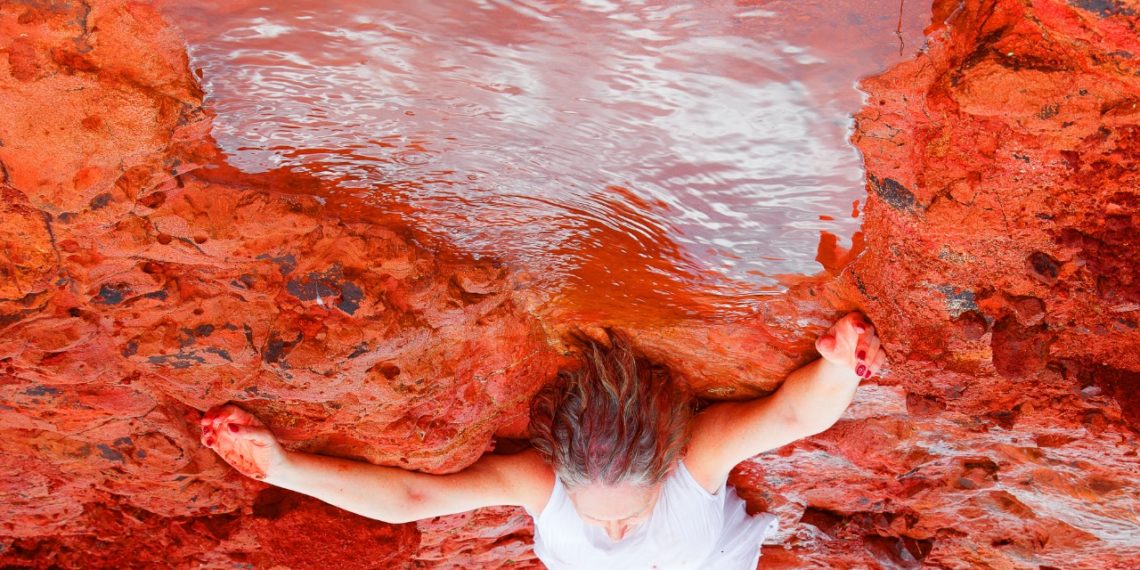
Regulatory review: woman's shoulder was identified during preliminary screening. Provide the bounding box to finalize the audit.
[493,448,556,514]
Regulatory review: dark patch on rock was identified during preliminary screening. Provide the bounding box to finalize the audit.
[143,290,167,300]
[256,253,297,275]
[263,331,303,365]
[287,266,365,315]
[869,175,920,212]
[147,352,207,369]
[24,385,61,397]
[88,193,113,210]
[96,283,128,305]
[1027,251,1060,284]
[287,274,336,302]
[204,346,233,362]
[121,341,138,357]
[347,343,369,359]
[1068,0,1136,17]
[96,444,124,463]
[338,281,364,315]
[934,285,978,317]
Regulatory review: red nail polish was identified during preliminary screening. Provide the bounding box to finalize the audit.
[857,350,866,360]
[229,424,239,433]
[855,364,867,377]
[206,437,215,446]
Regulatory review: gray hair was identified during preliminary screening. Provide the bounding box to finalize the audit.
[529,330,693,489]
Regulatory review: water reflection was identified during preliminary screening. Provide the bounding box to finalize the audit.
[159,0,930,318]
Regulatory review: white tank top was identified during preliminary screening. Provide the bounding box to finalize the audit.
[525,460,779,569]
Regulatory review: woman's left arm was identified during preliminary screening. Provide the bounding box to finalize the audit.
[685,312,886,493]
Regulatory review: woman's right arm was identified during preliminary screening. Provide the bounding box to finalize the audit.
[271,448,552,524]
[200,404,553,524]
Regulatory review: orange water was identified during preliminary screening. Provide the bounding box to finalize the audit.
[159,0,931,320]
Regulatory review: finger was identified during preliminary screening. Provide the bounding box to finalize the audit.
[816,334,837,355]
[220,404,262,427]
[866,331,881,364]
[854,338,874,380]
[206,405,230,429]
[870,350,888,375]
[202,405,224,424]
[228,423,275,447]
[847,312,867,334]
[213,404,246,431]
[848,316,871,340]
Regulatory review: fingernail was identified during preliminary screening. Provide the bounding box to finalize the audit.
[856,364,867,377]
[855,324,866,333]
[206,437,215,446]
[864,368,874,378]
[857,350,866,361]
[228,424,239,433]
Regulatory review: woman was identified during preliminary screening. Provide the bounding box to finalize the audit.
[200,312,885,569]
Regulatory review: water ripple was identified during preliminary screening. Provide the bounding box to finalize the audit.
[160,0,931,317]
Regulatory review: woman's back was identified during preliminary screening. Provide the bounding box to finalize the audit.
[528,460,778,570]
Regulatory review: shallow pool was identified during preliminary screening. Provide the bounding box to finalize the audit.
[158,0,931,318]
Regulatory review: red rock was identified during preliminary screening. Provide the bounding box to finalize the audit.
[1,0,1138,569]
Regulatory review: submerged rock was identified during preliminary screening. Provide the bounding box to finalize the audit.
[0,0,1136,568]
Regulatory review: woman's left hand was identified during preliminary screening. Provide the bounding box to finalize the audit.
[815,312,887,379]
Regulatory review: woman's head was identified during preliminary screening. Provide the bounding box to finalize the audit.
[529,329,693,492]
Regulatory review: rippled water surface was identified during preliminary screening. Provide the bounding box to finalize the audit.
[159,0,931,318]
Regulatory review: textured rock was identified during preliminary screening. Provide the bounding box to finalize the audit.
[1,0,1138,569]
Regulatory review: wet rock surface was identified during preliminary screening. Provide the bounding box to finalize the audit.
[1,1,1137,569]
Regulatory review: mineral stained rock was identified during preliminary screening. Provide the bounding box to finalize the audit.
[1,0,1137,569]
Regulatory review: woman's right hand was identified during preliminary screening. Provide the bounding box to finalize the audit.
[815,311,887,379]
[200,403,288,481]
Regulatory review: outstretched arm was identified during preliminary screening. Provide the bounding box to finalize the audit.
[685,312,886,492]
[199,405,553,524]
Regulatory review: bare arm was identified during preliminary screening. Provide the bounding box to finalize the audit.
[685,313,886,492]
[269,448,553,524]
[200,405,554,524]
